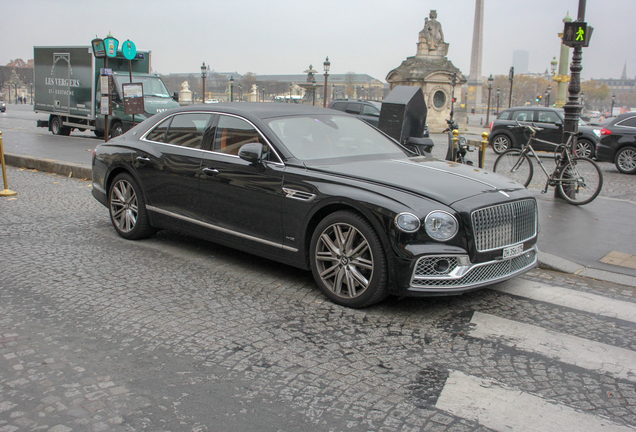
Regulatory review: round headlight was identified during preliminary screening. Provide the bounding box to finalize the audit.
[395,212,421,233]
[425,211,458,241]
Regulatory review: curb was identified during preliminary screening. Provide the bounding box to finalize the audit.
[5,153,93,180]
[538,250,636,287]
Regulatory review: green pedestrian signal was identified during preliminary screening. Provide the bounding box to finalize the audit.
[563,21,592,47]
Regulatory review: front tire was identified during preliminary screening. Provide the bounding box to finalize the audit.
[615,146,636,174]
[310,211,388,308]
[493,149,534,187]
[557,157,603,205]
[108,172,156,240]
[491,135,511,154]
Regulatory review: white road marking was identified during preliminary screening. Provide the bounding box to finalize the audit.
[436,370,636,432]
[469,311,636,382]
[493,279,636,324]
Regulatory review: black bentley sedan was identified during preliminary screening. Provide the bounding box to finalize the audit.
[92,103,538,308]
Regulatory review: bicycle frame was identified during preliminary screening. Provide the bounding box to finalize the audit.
[511,128,577,193]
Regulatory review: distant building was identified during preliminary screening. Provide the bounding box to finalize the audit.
[512,50,529,74]
[592,62,635,94]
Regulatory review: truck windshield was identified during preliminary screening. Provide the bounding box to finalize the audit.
[113,75,171,98]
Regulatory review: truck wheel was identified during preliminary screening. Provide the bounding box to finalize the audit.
[94,130,104,138]
[110,121,124,137]
[51,116,71,136]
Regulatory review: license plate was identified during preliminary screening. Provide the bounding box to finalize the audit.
[503,244,524,259]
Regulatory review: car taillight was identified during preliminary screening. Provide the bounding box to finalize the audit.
[600,128,612,136]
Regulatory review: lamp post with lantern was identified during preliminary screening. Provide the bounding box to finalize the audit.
[496,87,500,116]
[485,74,494,127]
[545,85,552,107]
[610,93,616,117]
[323,57,330,107]
[229,76,234,102]
[200,62,209,103]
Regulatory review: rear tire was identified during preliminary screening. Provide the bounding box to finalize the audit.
[110,121,124,137]
[557,157,603,205]
[108,173,156,240]
[493,149,534,187]
[615,146,636,174]
[491,135,511,154]
[575,139,595,158]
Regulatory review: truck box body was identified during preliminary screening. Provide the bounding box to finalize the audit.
[34,45,178,136]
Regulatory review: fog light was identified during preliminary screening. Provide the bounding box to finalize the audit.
[434,259,450,273]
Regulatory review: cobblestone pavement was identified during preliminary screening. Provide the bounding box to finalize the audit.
[1,167,636,431]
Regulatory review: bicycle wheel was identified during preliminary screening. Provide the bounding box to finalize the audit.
[557,157,603,205]
[493,149,534,187]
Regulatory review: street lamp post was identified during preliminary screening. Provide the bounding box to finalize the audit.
[289,83,293,103]
[229,76,234,102]
[238,85,242,102]
[485,74,494,127]
[610,93,616,116]
[323,57,330,108]
[200,62,209,103]
[508,67,514,108]
[545,85,551,107]
[496,88,500,115]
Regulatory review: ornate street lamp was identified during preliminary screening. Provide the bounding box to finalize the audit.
[201,62,209,103]
[496,87,500,116]
[546,85,552,107]
[485,74,494,127]
[229,76,234,102]
[323,57,330,107]
[550,56,558,76]
[305,65,318,106]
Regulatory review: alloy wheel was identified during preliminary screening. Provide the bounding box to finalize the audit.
[110,179,139,233]
[314,222,374,299]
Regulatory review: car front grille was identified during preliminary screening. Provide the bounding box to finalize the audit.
[410,248,537,290]
[471,200,537,252]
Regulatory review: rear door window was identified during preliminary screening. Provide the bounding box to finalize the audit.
[617,116,636,128]
[164,113,213,149]
[511,111,534,122]
[345,103,362,114]
[330,102,347,112]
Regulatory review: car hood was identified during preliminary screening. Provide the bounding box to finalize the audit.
[307,156,527,206]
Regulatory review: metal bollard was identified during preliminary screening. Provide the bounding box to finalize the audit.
[0,131,18,197]
[451,129,459,162]
[479,131,489,169]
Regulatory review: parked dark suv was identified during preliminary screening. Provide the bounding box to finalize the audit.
[597,112,636,174]
[489,107,601,158]
[328,99,382,127]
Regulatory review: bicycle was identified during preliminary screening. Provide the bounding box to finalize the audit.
[492,122,603,205]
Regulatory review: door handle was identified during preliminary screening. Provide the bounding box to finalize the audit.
[136,156,151,164]
[202,167,219,176]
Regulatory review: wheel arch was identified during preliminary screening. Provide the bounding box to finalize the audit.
[301,200,394,274]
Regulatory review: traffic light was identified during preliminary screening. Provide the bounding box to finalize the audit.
[536,95,540,102]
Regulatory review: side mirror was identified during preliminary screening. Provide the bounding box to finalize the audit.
[173,92,179,102]
[238,142,263,164]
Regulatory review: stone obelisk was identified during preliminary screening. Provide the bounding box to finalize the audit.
[466,0,484,111]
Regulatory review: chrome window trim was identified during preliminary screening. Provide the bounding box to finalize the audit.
[146,205,298,253]
[140,111,285,166]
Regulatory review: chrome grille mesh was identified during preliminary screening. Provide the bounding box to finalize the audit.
[414,257,459,276]
[472,200,537,252]
[411,249,536,288]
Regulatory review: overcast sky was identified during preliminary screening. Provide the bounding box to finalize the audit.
[2,0,634,82]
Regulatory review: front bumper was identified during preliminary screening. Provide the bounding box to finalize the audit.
[407,245,537,294]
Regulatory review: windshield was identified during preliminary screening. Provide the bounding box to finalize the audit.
[266,115,406,161]
[113,75,171,98]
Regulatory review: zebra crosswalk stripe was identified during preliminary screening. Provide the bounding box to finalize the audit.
[493,279,636,324]
[469,311,636,382]
[436,370,636,432]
